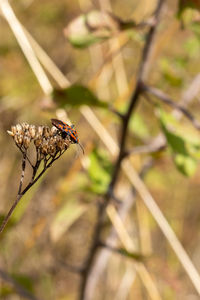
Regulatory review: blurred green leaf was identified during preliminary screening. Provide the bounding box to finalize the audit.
[53,85,108,108]
[184,36,200,57]
[50,199,87,242]
[88,148,112,194]
[64,10,136,48]
[0,286,14,297]
[12,273,34,293]
[177,0,200,18]
[160,58,183,87]
[158,108,199,176]
[130,113,150,139]
[118,248,144,261]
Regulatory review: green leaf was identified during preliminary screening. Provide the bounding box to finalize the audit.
[158,108,199,176]
[50,199,87,242]
[12,273,34,293]
[130,113,150,139]
[52,85,108,108]
[177,0,200,18]
[88,148,112,194]
[118,248,144,261]
[174,154,197,176]
[160,58,183,87]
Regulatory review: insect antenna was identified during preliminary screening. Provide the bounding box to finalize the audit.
[78,142,84,154]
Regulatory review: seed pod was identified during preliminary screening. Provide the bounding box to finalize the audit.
[34,137,43,148]
[37,126,44,137]
[11,126,17,135]
[22,122,29,131]
[41,139,48,154]
[43,126,50,138]
[50,126,58,136]
[29,125,36,139]
[14,133,23,146]
[16,124,22,134]
[23,135,31,149]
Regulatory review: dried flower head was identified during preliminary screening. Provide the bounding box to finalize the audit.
[7,121,72,162]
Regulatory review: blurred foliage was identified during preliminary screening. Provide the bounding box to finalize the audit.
[63,10,136,48]
[53,85,108,108]
[1,0,200,299]
[158,107,200,176]
[87,148,112,194]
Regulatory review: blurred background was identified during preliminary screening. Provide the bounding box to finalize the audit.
[1,0,200,299]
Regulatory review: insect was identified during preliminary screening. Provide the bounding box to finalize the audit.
[51,119,84,154]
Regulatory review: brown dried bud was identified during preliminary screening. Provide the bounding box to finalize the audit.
[37,126,44,137]
[11,126,17,135]
[34,137,43,148]
[41,139,48,155]
[23,135,31,149]
[29,125,36,139]
[43,126,50,139]
[16,124,23,134]
[14,133,23,146]
[22,122,29,131]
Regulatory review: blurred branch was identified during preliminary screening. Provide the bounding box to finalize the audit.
[99,241,144,261]
[123,142,166,158]
[0,268,41,300]
[142,83,200,130]
[79,1,165,299]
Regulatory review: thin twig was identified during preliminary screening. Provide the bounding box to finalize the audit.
[99,241,144,260]
[0,268,41,300]
[0,151,65,235]
[18,152,26,195]
[142,83,200,130]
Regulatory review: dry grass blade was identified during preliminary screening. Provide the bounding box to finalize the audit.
[0,0,52,95]
[107,204,162,300]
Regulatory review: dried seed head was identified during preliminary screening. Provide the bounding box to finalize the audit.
[8,122,72,162]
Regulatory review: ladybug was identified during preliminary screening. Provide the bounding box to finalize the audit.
[51,119,84,154]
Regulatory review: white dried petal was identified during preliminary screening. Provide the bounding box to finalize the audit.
[50,126,58,136]
[22,122,29,130]
[7,130,14,137]
[16,124,22,134]
[37,126,44,137]
[11,126,16,135]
